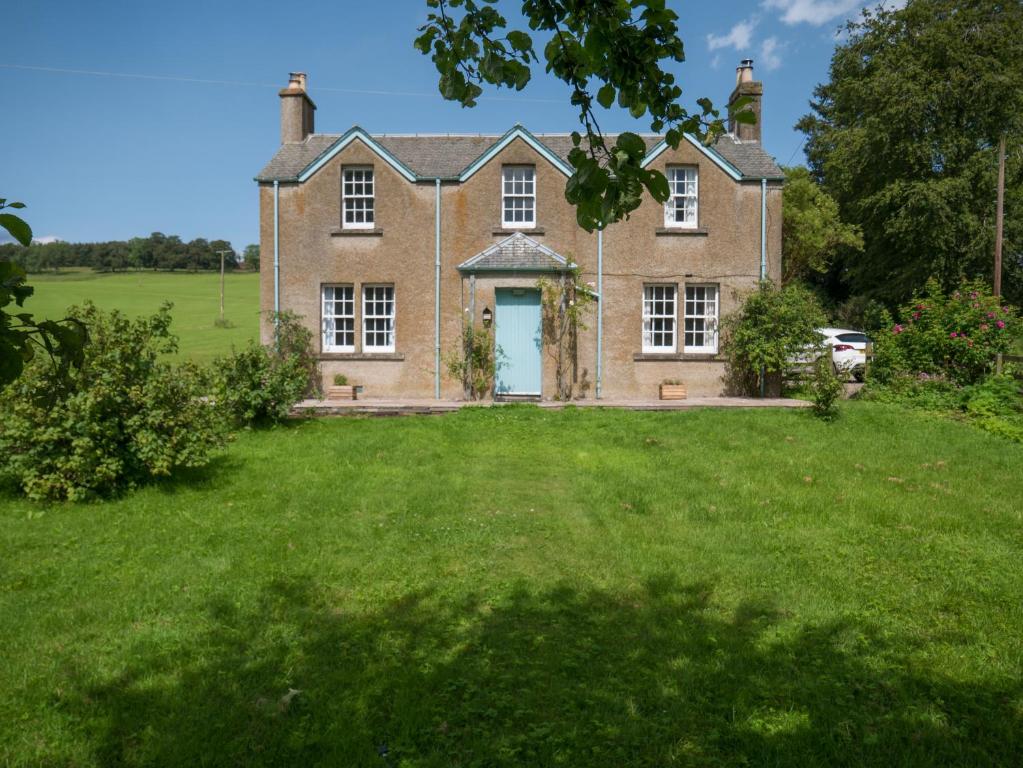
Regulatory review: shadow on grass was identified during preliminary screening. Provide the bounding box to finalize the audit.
[67,575,1020,767]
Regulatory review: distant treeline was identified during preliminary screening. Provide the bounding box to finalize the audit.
[0,233,260,273]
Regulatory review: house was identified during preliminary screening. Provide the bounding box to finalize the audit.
[255,62,783,400]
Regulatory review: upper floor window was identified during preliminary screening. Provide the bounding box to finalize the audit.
[684,284,718,353]
[642,284,677,353]
[502,166,535,227]
[343,167,374,229]
[665,166,698,228]
[363,285,395,352]
[322,285,355,353]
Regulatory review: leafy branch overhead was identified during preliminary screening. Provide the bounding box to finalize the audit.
[416,0,755,231]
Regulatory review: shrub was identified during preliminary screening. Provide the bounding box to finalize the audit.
[809,356,843,420]
[870,279,1018,385]
[446,321,495,400]
[332,373,349,386]
[212,312,319,426]
[0,303,226,501]
[721,281,828,396]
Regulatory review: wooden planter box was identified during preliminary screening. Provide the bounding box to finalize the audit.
[326,385,357,401]
[659,383,687,400]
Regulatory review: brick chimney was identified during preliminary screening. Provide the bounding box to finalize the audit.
[280,72,316,144]
[727,59,762,143]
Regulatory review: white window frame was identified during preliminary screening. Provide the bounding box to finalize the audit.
[342,166,375,230]
[684,284,719,354]
[664,166,698,229]
[362,284,395,353]
[642,284,677,353]
[322,284,355,353]
[502,165,536,228]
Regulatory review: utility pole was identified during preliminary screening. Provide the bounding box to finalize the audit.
[215,249,233,323]
[994,135,1005,374]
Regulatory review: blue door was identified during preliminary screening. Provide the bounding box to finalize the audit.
[494,288,542,395]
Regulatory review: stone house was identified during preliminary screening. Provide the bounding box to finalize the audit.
[255,62,783,400]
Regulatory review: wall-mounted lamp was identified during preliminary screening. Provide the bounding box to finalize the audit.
[482,306,493,327]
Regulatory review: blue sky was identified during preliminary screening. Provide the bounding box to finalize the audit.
[2,0,892,250]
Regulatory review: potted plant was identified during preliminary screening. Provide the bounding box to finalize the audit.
[326,373,356,400]
[659,378,687,400]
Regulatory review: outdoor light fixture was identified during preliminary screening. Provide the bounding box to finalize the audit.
[482,306,493,327]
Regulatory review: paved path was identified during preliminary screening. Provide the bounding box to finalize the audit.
[294,397,811,416]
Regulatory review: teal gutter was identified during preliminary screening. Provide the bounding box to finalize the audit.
[273,180,280,344]
[759,177,768,397]
[434,179,441,400]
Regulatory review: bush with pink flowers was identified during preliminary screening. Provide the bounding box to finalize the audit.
[870,280,1018,385]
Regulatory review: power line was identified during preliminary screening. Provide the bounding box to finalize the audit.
[0,62,564,104]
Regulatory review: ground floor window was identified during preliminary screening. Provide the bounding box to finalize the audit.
[642,284,677,352]
[684,284,718,353]
[363,285,395,352]
[322,285,354,352]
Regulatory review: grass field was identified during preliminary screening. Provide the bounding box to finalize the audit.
[25,270,260,363]
[2,404,1021,766]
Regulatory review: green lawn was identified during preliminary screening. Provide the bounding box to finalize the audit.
[2,404,1022,767]
[25,270,260,363]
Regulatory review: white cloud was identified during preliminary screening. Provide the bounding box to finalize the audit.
[32,235,61,245]
[759,37,784,70]
[707,18,756,51]
[762,0,861,26]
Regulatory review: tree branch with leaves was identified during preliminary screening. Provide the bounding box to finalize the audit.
[416,0,755,231]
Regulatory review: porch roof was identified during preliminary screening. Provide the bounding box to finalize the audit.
[457,232,573,273]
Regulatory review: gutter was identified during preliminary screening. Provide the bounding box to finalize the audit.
[273,180,280,344]
[434,179,441,400]
[596,228,603,399]
[759,177,767,398]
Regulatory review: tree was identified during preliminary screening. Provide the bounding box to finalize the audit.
[415,0,754,231]
[1,198,86,388]
[244,244,260,271]
[797,0,1023,306]
[781,166,862,284]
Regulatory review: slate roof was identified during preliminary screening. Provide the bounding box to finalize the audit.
[458,232,572,273]
[255,129,783,182]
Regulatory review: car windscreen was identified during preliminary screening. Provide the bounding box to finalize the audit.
[836,333,870,344]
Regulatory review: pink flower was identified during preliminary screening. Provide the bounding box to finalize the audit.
[912,312,921,320]
[893,324,904,334]
[996,320,1006,329]
[988,312,996,319]
[970,291,978,299]
[1004,306,1011,313]
[950,332,957,338]
[980,323,989,331]
[916,303,925,310]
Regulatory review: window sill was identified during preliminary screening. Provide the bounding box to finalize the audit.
[319,352,404,361]
[493,227,545,236]
[655,227,708,236]
[633,352,721,362]
[330,227,384,237]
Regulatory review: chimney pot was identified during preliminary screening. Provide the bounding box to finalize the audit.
[288,72,307,92]
[736,59,754,85]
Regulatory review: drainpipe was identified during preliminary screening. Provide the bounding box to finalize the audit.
[759,177,767,397]
[596,228,603,399]
[434,178,441,400]
[273,180,280,346]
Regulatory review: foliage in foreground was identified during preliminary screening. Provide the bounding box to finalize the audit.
[0,303,226,500]
[809,355,843,421]
[1,198,88,388]
[721,281,827,396]
[212,311,319,426]
[870,279,1018,385]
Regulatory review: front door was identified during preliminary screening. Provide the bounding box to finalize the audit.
[494,288,542,396]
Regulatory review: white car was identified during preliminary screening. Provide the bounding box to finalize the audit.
[818,327,871,379]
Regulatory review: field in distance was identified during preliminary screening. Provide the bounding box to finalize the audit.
[25,270,260,364]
